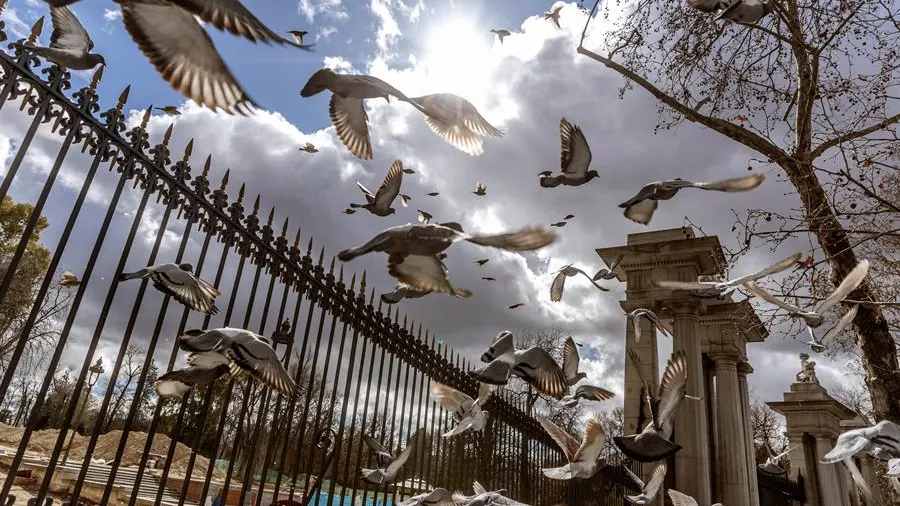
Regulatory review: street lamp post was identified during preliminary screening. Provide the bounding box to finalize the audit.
[61,358,104,465]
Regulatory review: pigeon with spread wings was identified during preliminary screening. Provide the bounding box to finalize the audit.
[560,384,616,408]
[408,93,503,156]
[758,443,798,475]
[350,160,410,216]
[614,349,700,462]
[562,336,587,386]
[743,259,869,352]
[538,416,606,479]
[667,489,723,506]
[490,29,511,43]
[627,308,672,344]
[26,6,105,69]
[387,253,472,299]
[593,253,623,282]
[154,328,296,398]
[431,382,496,437]
[398,488,454,506]
[657,252,801,298]
[624,462,667,504]
[619,174,765,225]
[540,118,598,188]
[118,263,219,314]
[469,331,568,398]
[361,433,418,484]
[544,4,563,27]
[550,264,609,302]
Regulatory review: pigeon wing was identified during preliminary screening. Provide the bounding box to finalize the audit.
[121,0,256,115]
[49,6,92,53]
[550,270,567,302]
[623,198,658,225]
[330,94,372,160]
[514,347,568,398]
[171,0,307,46]
[572,418,606,463]
[726,252,803,287]
[822,429,871,463]
[622,465,645,488]
[475,382,496,405]
[431,382,475,420]
[562,337,580,380]
[813,260,870,314]
[388,254,468,297]
[656,351,689,433]
[642,462,668,501]
[667,490,699,506]
[231,337,297,396]
[844,458,882,506]
[536,415,581,461]
[472,481,487,495]
[574,267,610,291]
[577,385,616,402]
[374,160,404,209]
[153,270,219,315]
[820,304,859,344]
[559,119,591,177]
[460,99,503,138]
[692,173,765,192]
[386,439,416,475]
[481,331,515,363]
[363,434,394,468]
[465,227,556,252]
[743,281,806,314]
[423,114,484,156]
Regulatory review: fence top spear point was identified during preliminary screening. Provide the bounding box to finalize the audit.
[28,16,44,43]
[201,154,211,176]
[162,122,173,144]
[89,65,103,90]
[280,216,289,236]
[140,104,152,128]
[115,85,130,109]
[182,139,194,162]
[266,206,274,225]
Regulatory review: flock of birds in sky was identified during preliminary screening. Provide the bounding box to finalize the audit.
[2,0,894,503]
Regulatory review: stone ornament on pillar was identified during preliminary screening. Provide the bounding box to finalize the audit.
[795,353,819,385]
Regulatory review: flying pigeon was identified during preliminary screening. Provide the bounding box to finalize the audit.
[118,263,220,314]
[453,481,518,506]
[350,160,410,216]
[408,93,503,156]
[431,382,495,437]
[473,182,487,196]
[469,330,568,398]
[550,221,567,227]
[619,174,765,225]
[402,167,415,174]
[507,303,525,309]
[342,208,356,214]
[758,443,797,475]
[540,118,598,188]
[627,309,672,344]
[482,277,497,281]
[563,214,575,220]
[667,489,723,506]
[417,210,433,224]
[26,6,105,70]
[656,252,801,298]
[841,458,883,506]
[560,384,616,407]
[822,420,900,464]
[287,30,307,44]
[490,28,511,43]
[686,0,738,13]
[624,462,667,504]
[544,5,563,28]
[614,349,700,462]
[427,192,440,197]
[398,488,455,506]
[592,253,623,281]
[300,68,425,159]
[474,259,490,266]
[713,0,773,23]
[299,142,318,153]
[380,284,431,304]
[743,259,869,352]
[360,433,417,484]
[387,253,473,299]
[154,328,297,398]
[550,265,610,302]
[538,416,606,479]
[561,336,587,386]
[337,222,556,262]
[156,106,180,116]
[59,270,81,287]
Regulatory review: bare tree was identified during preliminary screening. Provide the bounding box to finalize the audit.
[577,0,900,422]
[749,395,789,467]
[594,406,625,460]
[103,343,150,432]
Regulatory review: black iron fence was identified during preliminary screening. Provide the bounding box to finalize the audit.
[757,470,805,506]
[0,13,640,506]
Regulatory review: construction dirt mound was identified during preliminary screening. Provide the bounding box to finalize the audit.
[0,423,228,481]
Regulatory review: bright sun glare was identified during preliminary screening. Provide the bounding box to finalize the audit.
[421,17,494,103]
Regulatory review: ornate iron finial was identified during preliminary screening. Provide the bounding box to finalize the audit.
[280,216,289,237]
[89,65,103,91]
[116,85,130,111]
[237,182,245,202]
[360,271,367,296]
[140,104,152,129]
[368,286,375,305]
[251,194,260,216]
[338,265,344,283]
[328,255,335,273]
[349,273,357,290]
[28,16,44,44]
[317,247,325,266]
[220,169,230,190]
[181,139,194,164]
[266,206,274,226]
[293,227,301,248]
[162,122,173,147]
[306,237,313,256]
[198,153,209,176]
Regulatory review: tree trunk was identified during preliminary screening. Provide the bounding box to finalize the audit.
[783,159,900,423]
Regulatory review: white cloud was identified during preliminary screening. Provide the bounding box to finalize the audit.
[370,0,402,58]
[3,8,32,40]
[298,0,348,23]
[102,8,122,21]
[316,25,338,41]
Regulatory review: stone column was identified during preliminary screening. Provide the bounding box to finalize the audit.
[737,362,760,506]
[814,436,845,506]
[711,353,751,506]
[672,301,711,505]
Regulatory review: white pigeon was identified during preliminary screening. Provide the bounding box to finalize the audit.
[743,259,869,352]
[469,331,569,398]
[667,489,724,506]
[550,264,610,302]
[714,0,773,23]
[538,416,606,480]
[562,336,587,386]
[822,420,900,464]
[624,462,667,504]
[350,160,411,216]
[154,328,297,398]
[615,349,700,462]
[381,284,432,304]
[453,481,523,506]
[686,0,739,13]
[398,488,455,506]
[26,6,105,69]
[118,262,220,314]
[592,253,623,281]
[758,443,797,475]
[539,118,598,188]
[360,433,417,484]
[619,174,765,225]
[408,93,503,156]
[431,382,496,437]
[627,309,672,344]
[656,252,802,298]
[560,384,616,408]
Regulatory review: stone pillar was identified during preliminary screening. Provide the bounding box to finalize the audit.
[672,301,711,505]
[737,362,760,506]
[711,353,751,506]
[815,436,846,506]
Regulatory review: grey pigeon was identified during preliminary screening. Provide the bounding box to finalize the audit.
[350,160,410,216]
[118,262,219,314]
[380,284,431,304]
[686,0,739,13]
[408,93,503,156]
[490,28,511,43]
[453,481,524,506]
[286,30,307,44]
[360,433,417,484]
[539,416,607,479]
[540,118,598,188]
[301,68,427,159]
[627,308,672,344]
[431,382,495,437]
[337,222,556,262]
[154,327,297,398]
[619,173,765,225]
[398,488,455,506]
[743,259,869,352]
[624,462,667,504]
[26,6,105,70]
[560,384,616,407]
[657,252,801,298]
[614,349,701,462]
[550,264,609,302]
[561,336,587,386]
[822,420,900,464]
[469,330,568,398]
[592,253,623,281]
[544,5,562,27]
[714,0,773,23]
[387,253,472,299]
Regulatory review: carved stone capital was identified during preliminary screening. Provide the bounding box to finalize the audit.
[709,352,740,370]
[737,362,754,376]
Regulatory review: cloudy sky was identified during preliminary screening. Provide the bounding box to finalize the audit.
[0,0,865,419]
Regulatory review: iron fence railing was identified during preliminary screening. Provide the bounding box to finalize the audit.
[0,13,641,506]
